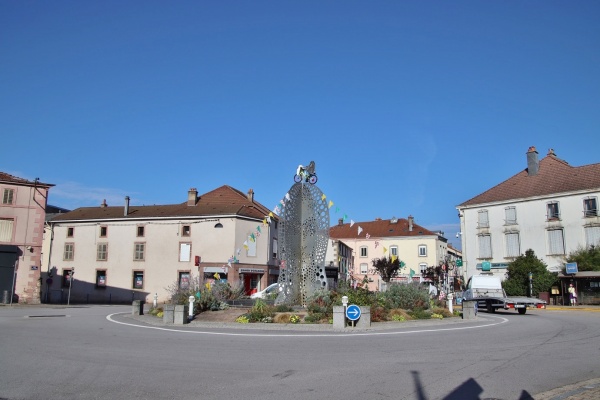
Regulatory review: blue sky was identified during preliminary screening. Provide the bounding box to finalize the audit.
[2,1,599,249]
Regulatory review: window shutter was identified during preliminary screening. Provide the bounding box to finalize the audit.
[0,219,14,241]
[585,227,600,247]
[478,211,489,228]
[505,233,520,257]
[548,229,565,255]
[505,207,517,224]
[478,235,492,258]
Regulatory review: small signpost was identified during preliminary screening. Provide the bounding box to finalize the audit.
[346,304,361,327]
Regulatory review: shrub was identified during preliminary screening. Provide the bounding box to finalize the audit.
[389,308,412,321]
[235,315,249,324]
[246,299,274,322]
[409,308,432,319]
[289,314,300,324]
[306,289,335,322]
[371,305,388,322]
[392,314,406,322]
[431,307,454,318]
[274,313,293,323]
[275,304,294,313]
[384,282,430,310]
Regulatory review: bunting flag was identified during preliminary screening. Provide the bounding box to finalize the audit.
[236,248,241,255]
[335,206,339,213]
[266,216,272,224]
[255,231,260,237]
[243,240,249,249]
[274,206,281,214]
[328,200,334,208]
[350,220,355,227]
[383,246,388,253]
[358,226,363,235]
[391,255,397,263]
[280,260,286,269]
[263,218,267,225]
[343,214,348,221]
[256,226,261,233]
[214,272,220,280]
[280,199,285,206]
[375,241,379,248]
[269,212,274,218]
[205,283,211,289]
[409,269,415,278]
[285,193,290,201]
[250,233,256,242]
[321,193,326,201]
[366,233,370,239]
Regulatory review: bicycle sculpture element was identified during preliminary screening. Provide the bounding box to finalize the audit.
[276,161,329,307]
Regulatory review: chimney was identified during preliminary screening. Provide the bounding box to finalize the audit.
[124,196,130,216]
[527,146,539,176]
[100,199,107,208]
[408,215,414,232]
[187,188,198,206]
[338,218,344,226]
[247,188,254,202]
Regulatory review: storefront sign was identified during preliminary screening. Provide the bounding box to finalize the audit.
[239,268,264,274]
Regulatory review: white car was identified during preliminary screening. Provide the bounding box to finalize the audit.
[250,283,279,299]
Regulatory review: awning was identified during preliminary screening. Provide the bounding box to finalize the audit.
[204,266,227,273]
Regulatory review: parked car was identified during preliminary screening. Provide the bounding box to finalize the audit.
[250,283,280,299]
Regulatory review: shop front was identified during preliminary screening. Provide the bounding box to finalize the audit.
[203,266,228,287]
[239,267,266,296]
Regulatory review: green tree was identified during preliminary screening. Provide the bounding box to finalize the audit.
[371,256,402,283]
[565,245,600,272]
[502,249,557,296]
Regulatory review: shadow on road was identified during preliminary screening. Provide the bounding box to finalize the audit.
[411,370,534,400]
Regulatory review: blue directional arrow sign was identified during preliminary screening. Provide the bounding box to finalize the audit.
[346,304,361,321]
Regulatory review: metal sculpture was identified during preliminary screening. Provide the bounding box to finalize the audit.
[276,161,329,306]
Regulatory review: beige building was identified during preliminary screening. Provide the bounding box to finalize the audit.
[47,186,279,304]
[0,172,54,304]
[329,216,448,291]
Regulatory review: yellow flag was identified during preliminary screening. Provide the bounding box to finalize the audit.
[328,200,334,208]
[391,255,397,263]
[321,194,326,201]
[383,247,388,253]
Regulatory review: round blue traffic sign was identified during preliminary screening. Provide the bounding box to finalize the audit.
[346,304,361,321]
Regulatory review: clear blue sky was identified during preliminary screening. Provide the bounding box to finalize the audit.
[2,1,599,249]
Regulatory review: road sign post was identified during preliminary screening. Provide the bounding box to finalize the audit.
[345,304,361,327]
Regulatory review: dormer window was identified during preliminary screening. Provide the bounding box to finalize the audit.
[547,202,560,220]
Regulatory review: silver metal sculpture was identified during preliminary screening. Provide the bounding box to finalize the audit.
[276,161,329,307]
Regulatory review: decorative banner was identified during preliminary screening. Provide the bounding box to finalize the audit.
[335,206,339,213]
[343,214,348,221]
[256,226,261,233]
[285,193,290,201]
[366,233,370,239]
[328,200,334,208]
[358,226,363,235]
[409,269,415,278]
[391,255,397,263]
[350,220,355,227]
[250,233,256,242]
[383,246,388,253]
[375,241,379,248]
[321,194,326,201]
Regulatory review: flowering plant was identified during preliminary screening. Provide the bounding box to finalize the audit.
[289,314,300,324]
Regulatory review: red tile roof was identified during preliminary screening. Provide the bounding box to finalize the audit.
[51,185,274,221]
[458,154,600,207]
[0,172,53,187]
[329,217,438,239]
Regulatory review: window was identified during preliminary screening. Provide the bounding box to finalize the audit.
[100,226,108,237]
[584,198,598,217]
[247,239,257,257]
[67,227,74,237]
[2,188,14,205]
[64,243,74,260]
[62,269,73,287]
[0,218,14,242]
[505,233,520,258]
[360,246,367,257]
[214,223,223,228]
[179,243,191,262]
[137,226,145,237]
[96,270,106,287]
[390,246,398,256]
[182,225,191,236]
[584,226,600,247]
[133,271,144,289]
[548,229,565,255]
[478,210,489,228]
[420,263,428,273]
[360,263,368,274]
[134,243,145,261]
[273,239,278,259]
[418,245,427,257]
[179,271,190,289]
[505,207,517,225]
[478,234,492,258]
[97,243,108,261]
[547,202,560,220]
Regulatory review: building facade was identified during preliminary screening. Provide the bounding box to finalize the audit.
[457,147,600,282]
[0,172,54,304]
[329,216,449,291]
[47,186,279,304]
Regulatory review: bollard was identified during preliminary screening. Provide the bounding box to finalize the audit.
[132,300,144,315]
[2,290,8,304]
[447,293,454,314]
[163,304,175,324]
[188,296,195,318]
[462,300,477,320]
[174,304,189,324]
[153,293,158,308]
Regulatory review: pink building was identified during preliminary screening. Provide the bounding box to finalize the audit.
[0,172,53,304]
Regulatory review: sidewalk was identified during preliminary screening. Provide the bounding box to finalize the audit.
[533,378,600,400]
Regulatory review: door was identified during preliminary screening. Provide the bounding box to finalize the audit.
[0,246,18,302]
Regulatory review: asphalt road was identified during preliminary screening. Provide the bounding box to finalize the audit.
[0,306,598,400]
